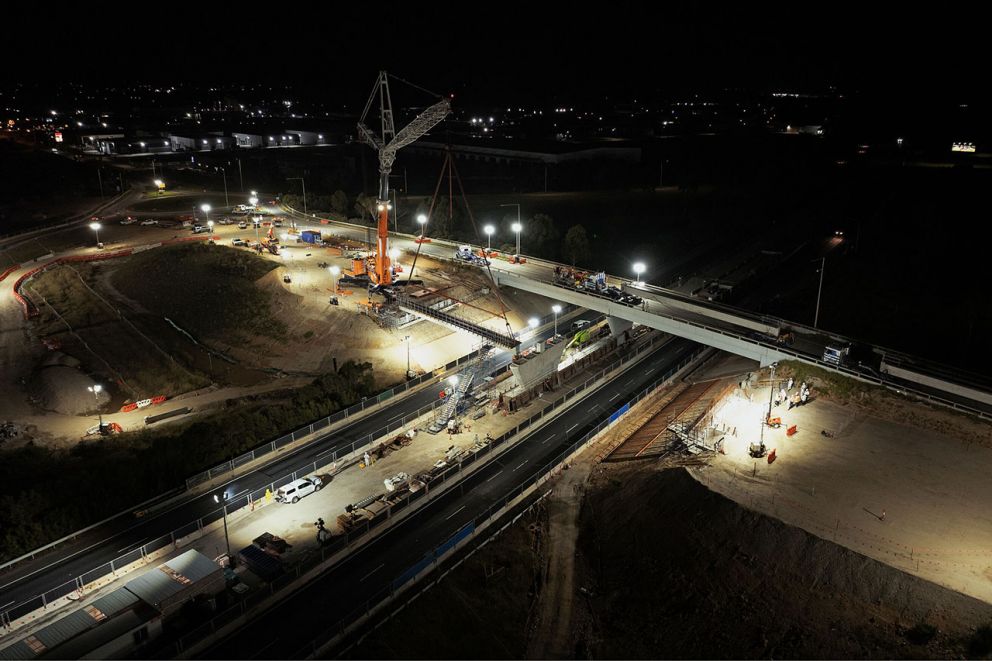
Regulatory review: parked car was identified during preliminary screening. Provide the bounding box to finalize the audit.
[140,219,157,226]
[232,238,247,246]
[120,216,137,225]
[275,476,322,503]
[238,221,248,229]
[192,224,207,233]
[273,219,283,227]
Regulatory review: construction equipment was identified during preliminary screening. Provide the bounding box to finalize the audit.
[357,71,450,286]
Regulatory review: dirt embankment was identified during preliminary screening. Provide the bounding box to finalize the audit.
[573,466,992,659]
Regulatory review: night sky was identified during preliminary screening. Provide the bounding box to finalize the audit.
[3,7,985,111]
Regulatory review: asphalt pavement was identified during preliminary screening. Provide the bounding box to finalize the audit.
[199,337,698,659]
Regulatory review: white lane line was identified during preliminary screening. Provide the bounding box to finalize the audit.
[540,433,557,445]
[360,563,385,582]
[566,424,578,434]
[388,412,406,422]
[486,470,504,483]
[445,505,467,520]
[609,393,620,402]
[513,460,528,472]
[625,379,635,386]
[117,538,148,554]
[645,368,655,374]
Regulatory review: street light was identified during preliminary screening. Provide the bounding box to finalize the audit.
[249,196,258,208]
[511,221,522,258]
[528,317,539,330]
[287,177,307,214]
[552,304,562,337]
[89,222,101,246]
[200,203,211,223]
[404,335,412,378]
[328,265,340,292]
[633,262,646,282]
[417,213,427,238]
[87,385,103,426]
[207,220,214,237]
[484,224,495,252]
[213,493,231,559]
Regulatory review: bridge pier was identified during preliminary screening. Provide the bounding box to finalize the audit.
[607,316,634,343]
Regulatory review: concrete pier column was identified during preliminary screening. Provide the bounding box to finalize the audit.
[607,316,634,342]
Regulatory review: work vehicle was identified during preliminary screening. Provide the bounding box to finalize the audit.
[570,319,591,332]
[275,476,322,503]
[823,344,850,365]
[301,230,322,244]
[273,219,283,227]
[238,220,248,229]
[232,238,247,246]
[120,217,137,225]
[454,245,490,266]
[283,273,291,283]
[192,224,207,233]
[140,219,157,226]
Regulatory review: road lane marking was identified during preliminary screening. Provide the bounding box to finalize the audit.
[360,563,385,582]
[513,460,528,471]
[486,470,504,483]
[609,393,620,401]
[645,368,655,374]
[540,433,557,445]
[566,424,578,434]
[445,505,467,520]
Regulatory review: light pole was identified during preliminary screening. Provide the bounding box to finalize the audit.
[287,177,306,214]
[814,257,825,328]
[200,204,211,224]
[216,167,229,207]
[213,493,231,558]
[633,262,646,283]
[207,220,214,239]
[329,265,340,293]
[484,224,495,253]
[404,335,412,378]
[87,385,103,426]
[89,222,101,247]
[416,214,427,240]
[552,304,562,337]
[501,203,521,255]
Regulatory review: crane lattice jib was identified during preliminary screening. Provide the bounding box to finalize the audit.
[378,98,451,178]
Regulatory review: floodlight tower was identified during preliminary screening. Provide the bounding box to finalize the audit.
[357,71,450,286]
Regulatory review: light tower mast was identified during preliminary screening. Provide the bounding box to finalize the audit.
[357,72,450,285]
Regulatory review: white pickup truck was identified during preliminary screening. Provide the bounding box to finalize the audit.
[275,476,323,503]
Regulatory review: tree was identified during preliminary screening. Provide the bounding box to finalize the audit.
[526,213,559,259]
[353,193,377,221]
[563,224,591,267]
[330,190,349,215]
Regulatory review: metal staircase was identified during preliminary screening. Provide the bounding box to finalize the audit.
[427,347,497,433]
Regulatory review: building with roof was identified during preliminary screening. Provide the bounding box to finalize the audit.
[0,550,222,660]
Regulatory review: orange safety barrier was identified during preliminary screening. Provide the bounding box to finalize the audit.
[320,219,330,225]
[767,448,777,464]
[151,395,167,405]
[786,424,798,436]
[120,403,139,413]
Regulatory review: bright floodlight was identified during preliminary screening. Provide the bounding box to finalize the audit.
[388,248,400,260]
[88,384,102,393]
[153,179,164,187]
[329,266,340,276]
[552,304,562,314]
[484,225,495,236]
[528,317,539,328]
[633,262,646,275]
[89,222,101,231]
[201,204,211,213]
[447,375,459,386]
[250,190,257,196]
[207,220,214,228]
[417,214,427,225]
[511,222,522,233]
[249,196,258,206]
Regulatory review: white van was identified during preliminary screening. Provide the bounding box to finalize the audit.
[275,476,323,503]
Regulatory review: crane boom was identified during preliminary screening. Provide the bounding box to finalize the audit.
[357,71,451,286]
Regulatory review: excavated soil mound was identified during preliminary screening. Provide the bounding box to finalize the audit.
[576,466,992,659]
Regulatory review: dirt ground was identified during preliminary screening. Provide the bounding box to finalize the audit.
[342,361,992,660]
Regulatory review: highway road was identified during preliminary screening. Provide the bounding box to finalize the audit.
[200,337,699,659]
[0,314,595,620]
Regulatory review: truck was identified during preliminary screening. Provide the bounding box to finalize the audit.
[454,245,489,265]
[301,230,322,244]
[822,344,850,365]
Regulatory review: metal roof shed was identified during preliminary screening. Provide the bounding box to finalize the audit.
[124,550,223,616]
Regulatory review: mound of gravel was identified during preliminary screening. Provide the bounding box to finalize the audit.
[29,365,109,415]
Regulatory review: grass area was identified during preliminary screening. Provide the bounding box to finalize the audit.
[29,264,210,397]
[129,192,231,213]
[112,242,286,341]
[776,359,887,404]
[0,362,375,562]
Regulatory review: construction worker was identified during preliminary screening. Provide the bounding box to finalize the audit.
[363,451,371,468]
[787,377,794,391]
